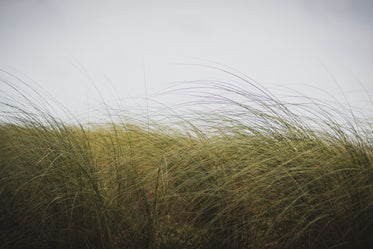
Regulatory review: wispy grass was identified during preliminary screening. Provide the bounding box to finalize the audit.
[1,71,372,249]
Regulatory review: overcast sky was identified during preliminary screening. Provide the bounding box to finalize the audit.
[1,0,372,119]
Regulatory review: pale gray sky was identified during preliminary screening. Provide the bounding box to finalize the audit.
[1,0,372,119]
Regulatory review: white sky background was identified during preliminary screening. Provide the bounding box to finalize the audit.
[1,0,372,121]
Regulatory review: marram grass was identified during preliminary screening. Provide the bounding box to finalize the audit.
[1,78,373,249]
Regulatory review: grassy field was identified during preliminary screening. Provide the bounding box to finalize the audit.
[1,78,373,249]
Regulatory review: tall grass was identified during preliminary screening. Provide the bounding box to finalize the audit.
[1,72,372,248]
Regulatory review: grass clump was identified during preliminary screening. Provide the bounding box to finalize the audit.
[1,73,372,249]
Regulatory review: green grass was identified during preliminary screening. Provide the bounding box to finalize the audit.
[1,76,372,249]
